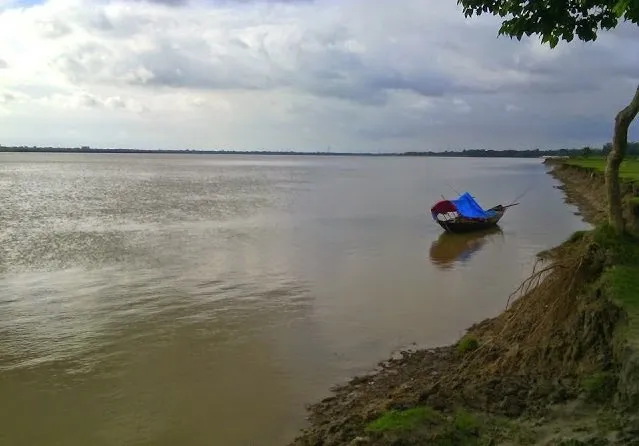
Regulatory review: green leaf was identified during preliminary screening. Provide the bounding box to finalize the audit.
[457,0,638,43]
[614,0,631,17]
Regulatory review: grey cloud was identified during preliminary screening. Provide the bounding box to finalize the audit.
[511,33,639,94]
[87,12,116,32]
[0,92,15,103]
[546,117,615,141]
[0,58,7,69]
[105,96,127,108]
[51,45,110,83]
[118,0,310,7]
[37,19,72,38]
[119,0,189,7]
[76,93,100,108]
[310,73,638,149]
[51,21,459,105]
[354,118,440,140]
[4,0,639,152]
[80,10,154,39]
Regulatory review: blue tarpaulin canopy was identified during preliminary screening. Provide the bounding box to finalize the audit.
[451,192,496,219]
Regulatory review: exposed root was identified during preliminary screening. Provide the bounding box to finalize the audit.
[291,228,627,446]
[447,233,616,389]
[505,260,557,310]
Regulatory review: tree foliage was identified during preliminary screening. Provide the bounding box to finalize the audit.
[457,0,639,48]
[458,0,639,233]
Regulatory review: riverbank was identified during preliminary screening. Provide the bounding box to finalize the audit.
[290,160,639,446]
[547,158,639,233]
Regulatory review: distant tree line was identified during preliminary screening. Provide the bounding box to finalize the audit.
[399,148,576,158]
[0,146,372,156]
[1,142,637,158]
[601,142,639,156]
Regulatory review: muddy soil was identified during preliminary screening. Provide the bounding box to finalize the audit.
[546,162,607,225]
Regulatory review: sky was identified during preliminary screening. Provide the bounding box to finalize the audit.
[0,0,638,152]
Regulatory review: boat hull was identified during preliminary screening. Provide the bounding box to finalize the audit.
[434,206,505,234]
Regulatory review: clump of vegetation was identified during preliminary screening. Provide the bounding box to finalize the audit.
[553,438,610,446]
[603,265,639,345]
[568,230,589,244]
[366,406,494,445]
[540,230,591,260]
[365,406,442,433]
[592,226,639,328]
[456,335,479,354]
[582,372,618,404]
[452,409,480,435]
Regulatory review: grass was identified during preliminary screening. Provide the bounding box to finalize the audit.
[366,407,491,445]
[593,224,639,265]
[582,372,618,403]
[457,335,479,354]
[365,406,442,433]
[604,266,639,346]
[453,409,480,436]
[568,230,589,244]
[566,157,639,182]
[554,439,610,446]
[592,225,639,347]
[628,196,639,212]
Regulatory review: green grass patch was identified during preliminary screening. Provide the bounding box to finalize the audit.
[365,406,442,433]
[365,409,550,445]
[582,372,618,403]
[553,439,609,446]
[604,266,639,312]
[566,158,639,182]
[628,197,639,221]
[365,407,497,445]
[592,224,639,265]
[592,225,639,347]
[603,266,639,346]
[568,230,589,244]
[595,411,624,432]
[453,409,480,436]
[457,335,479,354]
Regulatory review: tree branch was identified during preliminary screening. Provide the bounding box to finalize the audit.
[617,84,639,128]
[607,83,639,232]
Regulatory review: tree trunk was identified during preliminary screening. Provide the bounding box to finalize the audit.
[606,84,639,233]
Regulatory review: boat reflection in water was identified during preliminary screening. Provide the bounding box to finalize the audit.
[429,226,504,270]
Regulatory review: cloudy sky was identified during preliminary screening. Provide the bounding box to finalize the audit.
[0,0,637,152]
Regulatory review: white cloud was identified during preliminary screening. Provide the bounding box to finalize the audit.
[0,0,637,151]
[505,104,522,113]
[453,98,471,114]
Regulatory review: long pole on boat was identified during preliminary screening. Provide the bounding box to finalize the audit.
[508,183,534,206]
[446,183,461,196]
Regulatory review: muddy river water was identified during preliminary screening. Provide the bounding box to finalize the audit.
[0,154,588,446]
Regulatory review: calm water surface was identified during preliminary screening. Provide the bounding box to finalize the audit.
[0,154,587,446]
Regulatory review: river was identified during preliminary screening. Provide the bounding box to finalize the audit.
[0,153,588,446]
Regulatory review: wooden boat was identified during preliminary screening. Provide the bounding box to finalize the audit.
[430,192,517,233]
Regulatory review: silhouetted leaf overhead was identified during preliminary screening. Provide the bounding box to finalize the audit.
[457,0,639,47]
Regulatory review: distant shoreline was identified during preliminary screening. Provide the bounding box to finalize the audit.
[0,147,587,158]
